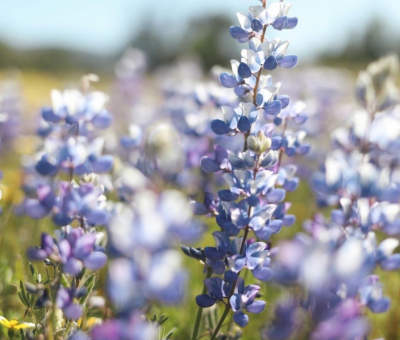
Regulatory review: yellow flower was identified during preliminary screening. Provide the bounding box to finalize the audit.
[77,317,102,329]
[0,316,35,330]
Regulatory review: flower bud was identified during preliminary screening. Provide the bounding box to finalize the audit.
[247,135,259,152]
[257,132,272,153]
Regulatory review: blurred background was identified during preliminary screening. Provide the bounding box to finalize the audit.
[0,0,399,71]
[0,0,398,111]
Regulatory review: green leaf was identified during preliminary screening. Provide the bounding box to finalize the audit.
[165,331,174,340]
[18,292,29,307]
[79,274,96,306]
[159,315,169,325]
[29,262,39,283]
[18,281,30,307]
[60,273,71,288]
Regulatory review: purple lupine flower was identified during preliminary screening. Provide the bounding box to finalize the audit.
[68,331,91,340]
[311,299,369,340]
[228,241,273,281]
[42,87,112,129]
[262,39,298,71]
[57,286,84,320]
[262,298,300,340]
[91,313,157,340]
[204,231,231,274]
[210,103,259,136]
[53,182,110,227]
[276,100,307,125]
[200,145,230,173]
[264,1,298,30]
[273,202,295,226]
[195,276,228,308]
[74,138,114,175]
[190,192,219,216]
[375,238,400,271]
[219,60,251,96]
[27,233,59,261]
[24,184,56,219]
[35,136,113,177]
[359,275,391,313]
[229,281,265,327]
[59,228,107,276]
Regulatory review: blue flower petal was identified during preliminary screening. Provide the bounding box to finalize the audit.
[220,73,239,88]
[224,270,239,283]
[63,303,83,320]
[381,254,400,271]
[74,234,96,259]
[63,257,83,276]
[368,297,390,313]
[286,17,298,29]
[246,300,266,313]
[36,156,58,176]
[283,178,299,192]
[255,227,272,240]
[204,247,226,261]
[120,136,140,149]
[271,137,282,150]
[251,19,263,32]
[83,252,107,270]
[253,267,273,282]
[234,85,248,97]
[268,220,282,233]
[247,195,259,207]
[27,247,48,261]
[91,112,113,129]
[264,55,278,71]
[201,157,220,173]
[277,95,290,109]
[272,16,288,30]
[210,119,231,135]
[266,189,286,203]
[229,255,246,272]
[264,100,282,116]
[229,26,251,42]
[283,214,296,226]
[233,311,249,327]
[278,55,298,69]
[238,116,251,132]
[42,107,61,123]
[85,208,110,226]
[24,199,50,219]
[218,189,239,202]
[238,62,252,79]
[196,294,216,308]
[92,155,113,174]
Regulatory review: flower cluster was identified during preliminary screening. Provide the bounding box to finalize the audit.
[261,56,400,339]
[13,77,114,339]
[183,0,310,338]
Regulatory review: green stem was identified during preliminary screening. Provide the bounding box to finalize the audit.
[64,320,72,338]
[209,305,231,340]
[51,268,62,336]
[191,267,213,340]
[29,308,38,332]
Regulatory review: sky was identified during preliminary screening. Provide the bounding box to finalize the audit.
[0,0,399,60]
